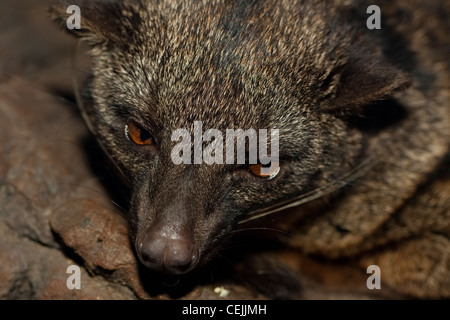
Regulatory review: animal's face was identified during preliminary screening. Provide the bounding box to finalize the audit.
[52,0,410,274]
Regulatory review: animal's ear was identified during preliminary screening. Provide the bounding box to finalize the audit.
[48,0,140,47]
[325,47,412,111]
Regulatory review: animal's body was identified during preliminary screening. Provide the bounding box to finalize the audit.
[51,0,450,298]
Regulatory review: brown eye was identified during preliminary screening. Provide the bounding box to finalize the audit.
[248,162,280,180]
[125,121,153,146]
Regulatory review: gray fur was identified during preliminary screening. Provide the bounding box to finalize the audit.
[51,0,449,298]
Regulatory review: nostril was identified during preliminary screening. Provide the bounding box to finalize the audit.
[137,233,166,272]
[137,232,199,275]
[163,240,199,274]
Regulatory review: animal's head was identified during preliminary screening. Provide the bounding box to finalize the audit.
[51,0,410,274]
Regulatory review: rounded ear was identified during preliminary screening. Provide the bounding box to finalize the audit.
[335,50,412,108]
[48,0,141,47]
[320,46,413,112]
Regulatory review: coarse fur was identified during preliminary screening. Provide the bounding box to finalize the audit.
[50,0,449,298]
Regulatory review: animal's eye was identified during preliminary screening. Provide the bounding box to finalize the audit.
[125,121,153,146]
[248,162,280,180]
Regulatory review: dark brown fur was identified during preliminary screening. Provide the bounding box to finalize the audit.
[51,0,449,298]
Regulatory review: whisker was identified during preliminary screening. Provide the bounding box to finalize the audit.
[54,114,81,136]
[205,263,215,284]
[239,156,377,224]
[69,67,91,76]
[53,182,127,213]
[231,227,292,237]
[162,277,181,287]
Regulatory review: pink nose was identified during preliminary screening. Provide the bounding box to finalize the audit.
[137,231,199,275]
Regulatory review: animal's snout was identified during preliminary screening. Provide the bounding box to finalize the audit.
[137,230,199,275]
